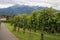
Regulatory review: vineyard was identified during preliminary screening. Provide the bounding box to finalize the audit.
[5,8,60,40]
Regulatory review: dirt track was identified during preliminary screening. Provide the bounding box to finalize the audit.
[0,23,18,40]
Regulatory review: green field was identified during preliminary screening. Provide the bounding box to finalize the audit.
[5,23,60,40]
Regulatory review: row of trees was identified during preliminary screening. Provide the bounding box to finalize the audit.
[7,8,60,33]
[6,8,60,40]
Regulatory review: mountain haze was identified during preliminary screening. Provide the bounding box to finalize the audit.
[0,4,45,15]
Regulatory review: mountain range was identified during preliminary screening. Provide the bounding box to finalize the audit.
[0,4,60,15]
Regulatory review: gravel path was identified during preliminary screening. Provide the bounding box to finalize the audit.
[0,23,18,40]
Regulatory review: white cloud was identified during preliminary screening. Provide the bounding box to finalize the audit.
[0,0,60,10]
[0,4,14,8]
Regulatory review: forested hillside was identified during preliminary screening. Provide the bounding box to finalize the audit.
[0,5,45,15]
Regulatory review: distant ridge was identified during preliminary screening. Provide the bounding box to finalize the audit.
[0,4,60,15]
[0,4,45,15]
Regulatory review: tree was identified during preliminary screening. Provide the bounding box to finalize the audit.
[12,16,19,31]
[31,10,39,32]
[38,8,55,40]
[54,12,60,32]
[22,14,27,33]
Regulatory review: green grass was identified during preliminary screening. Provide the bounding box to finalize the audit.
[4,23,60,40]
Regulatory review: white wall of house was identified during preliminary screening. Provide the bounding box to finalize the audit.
[0,18,6,21]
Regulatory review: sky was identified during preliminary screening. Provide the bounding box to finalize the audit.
[0,0,60,10]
